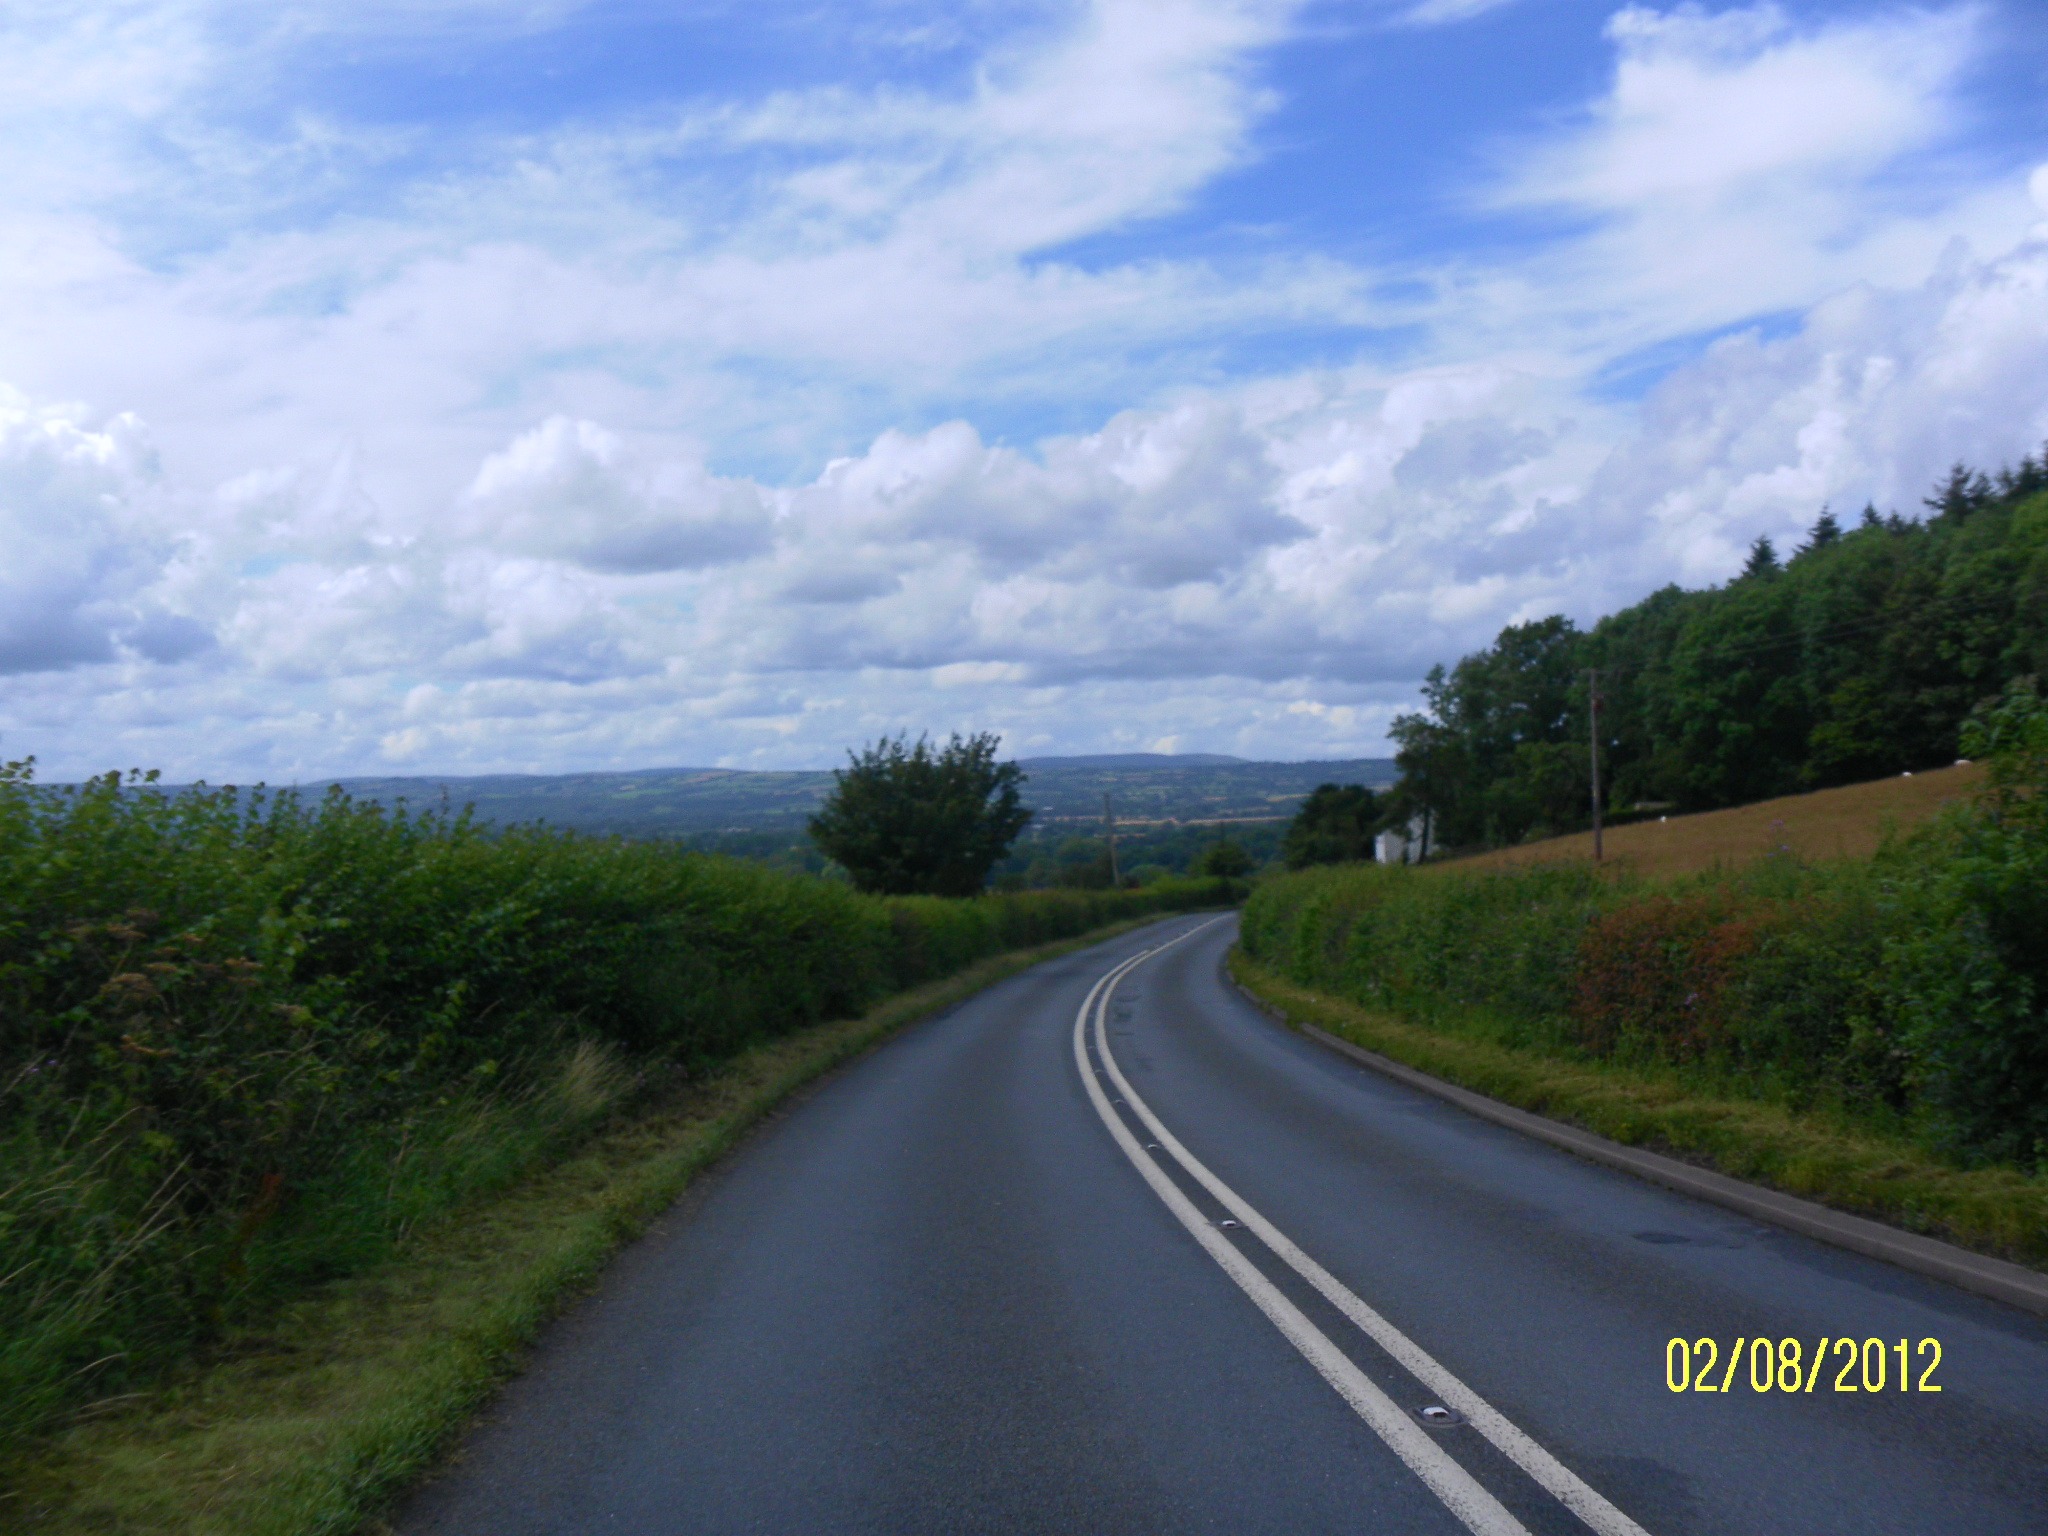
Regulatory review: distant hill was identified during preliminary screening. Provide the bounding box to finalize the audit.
[1017,752,1245,768]
[1001,756,1396,829]
[310,755,1397,840]
[323,768,828,839]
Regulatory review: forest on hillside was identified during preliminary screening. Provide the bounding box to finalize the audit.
[1387,452,2048,851]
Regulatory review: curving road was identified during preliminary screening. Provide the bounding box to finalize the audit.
[399,914,2048,1535]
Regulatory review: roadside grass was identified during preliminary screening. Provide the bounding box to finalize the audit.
[1229,950,2048,1269]
[1444,761,1985,879]
[2,917,1180,1536]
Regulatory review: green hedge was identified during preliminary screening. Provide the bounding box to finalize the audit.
[0,764,1225,1452]
[1241,856,1903,1092]
[1242,682,2048,1171]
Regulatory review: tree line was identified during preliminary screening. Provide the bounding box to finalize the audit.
[1378,451,2048,852]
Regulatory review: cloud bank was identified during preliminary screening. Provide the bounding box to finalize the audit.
[1,1,2044,778]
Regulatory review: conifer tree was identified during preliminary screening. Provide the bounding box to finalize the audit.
[1800,508,1841,553]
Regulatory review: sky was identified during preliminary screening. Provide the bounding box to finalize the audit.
[3,0,2046,780]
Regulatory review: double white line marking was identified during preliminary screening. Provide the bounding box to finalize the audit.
[1073,921,1651,1536]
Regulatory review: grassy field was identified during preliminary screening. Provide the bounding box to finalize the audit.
[1,921,1179,1536]
[1446,762,1986,878]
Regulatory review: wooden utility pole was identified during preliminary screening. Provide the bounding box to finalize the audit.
[1587,667,1604,862]
[1103,792,1121,887]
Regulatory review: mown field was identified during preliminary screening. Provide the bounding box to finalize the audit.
[1447,761,1986,878]
[1239,685,2048,1260]
[0,764,1228,1461]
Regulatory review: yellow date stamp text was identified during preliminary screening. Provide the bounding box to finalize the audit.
[1665,1336,1943,1394]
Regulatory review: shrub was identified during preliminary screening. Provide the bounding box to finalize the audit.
[1570,894,1759,1060]
[1882,680,2048,1162]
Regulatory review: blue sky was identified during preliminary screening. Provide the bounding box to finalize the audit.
[3,0,2047,778]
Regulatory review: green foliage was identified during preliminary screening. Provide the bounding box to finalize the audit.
[1029,835,1118,889]
[1195,837,1254,879]
[1741,534,1781,579]
[1801,508,1842,551]
[1388,451,2048,850]
[1388,615,1590,849]
[808,732,1032,895]
[1881,679,2048,1162]
[0,759,1225,1453]
[1281,783,1381,869]
[1245,698,2048,1168]
[1240,859,1600,1048]
[997,819,1284,888]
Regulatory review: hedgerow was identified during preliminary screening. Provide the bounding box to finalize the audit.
[0,765,1224,1453]
[1241,679,2048,1169]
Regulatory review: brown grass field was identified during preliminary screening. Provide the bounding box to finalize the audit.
[1442,761,1988,880]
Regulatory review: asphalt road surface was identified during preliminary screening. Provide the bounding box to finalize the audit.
[399,914,2048,1535]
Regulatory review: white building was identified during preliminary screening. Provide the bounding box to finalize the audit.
[1374,810,1433,865]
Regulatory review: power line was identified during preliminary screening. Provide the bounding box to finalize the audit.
[1586,606,1936,679]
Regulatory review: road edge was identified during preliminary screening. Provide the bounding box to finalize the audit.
[1227,954,2048,1319]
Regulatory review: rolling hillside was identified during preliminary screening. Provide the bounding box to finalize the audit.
[314,754,1398,840]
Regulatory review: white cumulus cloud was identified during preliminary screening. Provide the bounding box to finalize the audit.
[1,1,2044,780]
[0,394,203,676]
[459,417,774,574]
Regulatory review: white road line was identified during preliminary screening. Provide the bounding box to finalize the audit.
[1072,923,1531,1536]
[1079,920,1654,1536]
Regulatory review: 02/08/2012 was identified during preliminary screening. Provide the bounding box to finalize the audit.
[1666,1336,1942,1394]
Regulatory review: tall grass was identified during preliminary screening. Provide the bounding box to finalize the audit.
[0,762,1225,1453]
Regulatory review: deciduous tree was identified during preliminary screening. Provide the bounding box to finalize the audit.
[1281,783,1380,869]
[809,732,1031,896]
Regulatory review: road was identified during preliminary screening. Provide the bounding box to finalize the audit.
[399,914,2048,1535]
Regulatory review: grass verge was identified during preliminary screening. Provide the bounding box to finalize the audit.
[2,916,1182,1536]
[1228,949,2048,1269]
